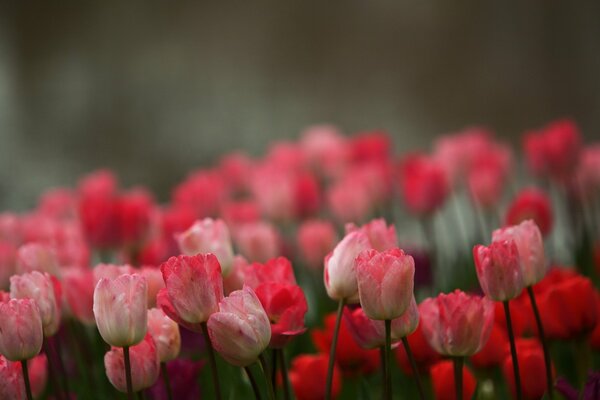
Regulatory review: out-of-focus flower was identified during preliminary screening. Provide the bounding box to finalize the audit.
[300,124,349,178]
[505,188,553,237]
[467,143,513,209]
[289,354,342,400]
[324,230,371,303]
[430,360,477,400]
[233,221,281,263]
[243,256,297,288]
[37,188,77,220]
[171,170,229,219]
[220,200,260,229]
[493,220,546,286]
[356,248,414,320]
[297,219,338,270]
[176,218,235,276]
[28,353,48,397]
[93,273,148,347]
[0,241,17,289]
[62,268,96,325]
[311,312,380,376]
[327,174,374,223]
[254,282,307,348]
[345,218,397,252]
[78,169,119,248]
[115,188,155,245]
[16,243,61,277]
[572,144,600,200]
[207,286,271,366]
[222,255,247,295]
[147,308,181,362]
[218,151,254,193]
[398,153,449,216]
[148,359,204,400]
[502,338,554,400]
[104,333,160,393]
[473,240,525,301]
[0,352,47,399]
[523,119,582,182]
[470,322,508,369]
[350,131,391,164]
[0,299,43,361]
[420,290,494,357]
[10,271,62,337]
[140,266,165,308]
[93,263,135,282]
[157,254,223,332]
[0,213,22,245]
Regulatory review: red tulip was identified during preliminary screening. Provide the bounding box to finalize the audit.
[10,271,62,337]
[430,360,477,400]
[207,286,271,366]
[254,282,308,348]
[171,170,229,219]
[398,153,449,216]
[289,354,342,400]
[572,144,600,200]
[420,290,494,356]
[505,188,553,236]
[104,333,160,393]
[243,256,297,288]
[502,338,555,400]
[147,308,181,362]
[93,273,148,347]
[297,220,338,270]
[0,353,47,399]
[356,248,415,320]
[473,240,525,301]
[327,173,374,223]
[62,268,96,325]
[157,254,223,332]
[0,299,43,361]
[116,188,154,245]
[470,322,509,369]
[140,266,165,308]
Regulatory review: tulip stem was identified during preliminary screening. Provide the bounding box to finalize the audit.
[278,349,291,400]
[259,354,276,400]
[503,300,522,400]
[271,349,278,393]
[379,346,386,396]
[137,391,145,400]
[161,362,173,400]
[453,357,463,400]
[123,346,134,400]
[52,335,71,398]
[384,319,392,400]
[401,337,425,400]
[201,322,222,400]
[527,286,553,399]
[244,365,262,400]
[325,298,345,400]
[21,359,33,400]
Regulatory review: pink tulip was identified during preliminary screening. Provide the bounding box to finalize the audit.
[147,308,181,362]
[346,218,397,252]
[16,243,61,277]
[243,256,297,288]
[62,268,95,325]
[0,241,17,290]
[356,248,415,320]
[297,219,338,270]
[0,354,47,398]
[492,220,546,286]
[93,263,136,282]
[28,353,49,397]
[207,286,271,366]
[93,273,148,347]
[0,299,43,361]
[390,296,420,340]
[176,218,235,276]
[139,266,165,308]
[157,254,223,332]
[473,240,525,301]
[10,271,62,337]
[0,212,21,244]
[420,290,494,356]
[223,255,248,295]
[104,333,160,393]
[233,221,281,263]
[324,230,371,303]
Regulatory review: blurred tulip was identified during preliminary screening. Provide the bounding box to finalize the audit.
[0,241,17,289]
[147,308,181,362]
[297,220,338,270]
[398,153,449,216]
[473,240,525,301]
[505,188,553,236]
[430,360,477,400]
[139,266,165,308]
[233,221,281,263]
[394,321,441,375]
[346,218,397,251]
[93,273,148,347]
[289,354,342,400]
[243,256,297,288]
[470,322,508,369]
[502,338,554,400]
[0,299,43,361]
[207,286,271,366]
[16,243,61,277]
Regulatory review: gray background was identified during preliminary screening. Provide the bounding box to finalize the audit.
[1,1,599,209]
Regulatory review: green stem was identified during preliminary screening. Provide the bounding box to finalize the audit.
[259,354,276,400]
[271,348,278,395]
[527,286,553,399]
[453,357,463,400]
[201,322,222,400]
[401,337,425,400]
[379,346,386,397]
[161,362,173,400]
[137,391,145,400]
[385,320,392,400]
[244,365,262,400]
[123,346,134,400]
[325,299,345,400]
[504,300,522,400]
[278,349,291,400]
[21,359,33,400]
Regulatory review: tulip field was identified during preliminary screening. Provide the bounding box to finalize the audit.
[1,121,600,399]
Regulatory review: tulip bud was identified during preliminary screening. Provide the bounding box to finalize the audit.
[420,290,494,357]
[176,218,235,276]
[10,271,62,337]
[473,240,525,301]
[492,220,546,286]
[324,230,371,303]
[104,333,160,393]
[207,286,271,366]
[147,308,181,362]
[356,248,415,320]
[93,273,148,347]
[0,299,43,361]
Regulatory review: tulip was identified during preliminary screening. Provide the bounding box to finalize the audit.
[473,240,524,302]
[172,170,228,218]
[289,354,342,400]
[430,360,477,400]
[16,243,61,277]
[398,153,449,216]
[207,286,271,367]
[297,219,338,270]
[327,174,374,223]
[93,263,136,282]
[140,266,165,308]
[93,273,148,347]
[62,268,96,325]
[0,241,17,290]
[0,299,43,361]
[176,218,235,276]
[395,321,441,376]
[0,355,26,399]
[104,333,160,393]
[345,218,397,252]
[470,322,508,369]
[356,248,414,320]
[243,256,297,288]
[502,339,555,400]
[233,221,281,263]
[147,308,181,362]
[505,188,553,237]
[10,271,62,337]
[343,306,386,350]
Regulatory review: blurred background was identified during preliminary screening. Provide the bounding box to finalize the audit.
[1,1,599,210]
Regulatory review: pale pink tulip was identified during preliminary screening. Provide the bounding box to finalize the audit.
[473,240,525,301]
[147,308,181,362]
[0,299,43,361]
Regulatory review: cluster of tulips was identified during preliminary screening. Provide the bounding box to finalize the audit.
[0,119,599,399]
